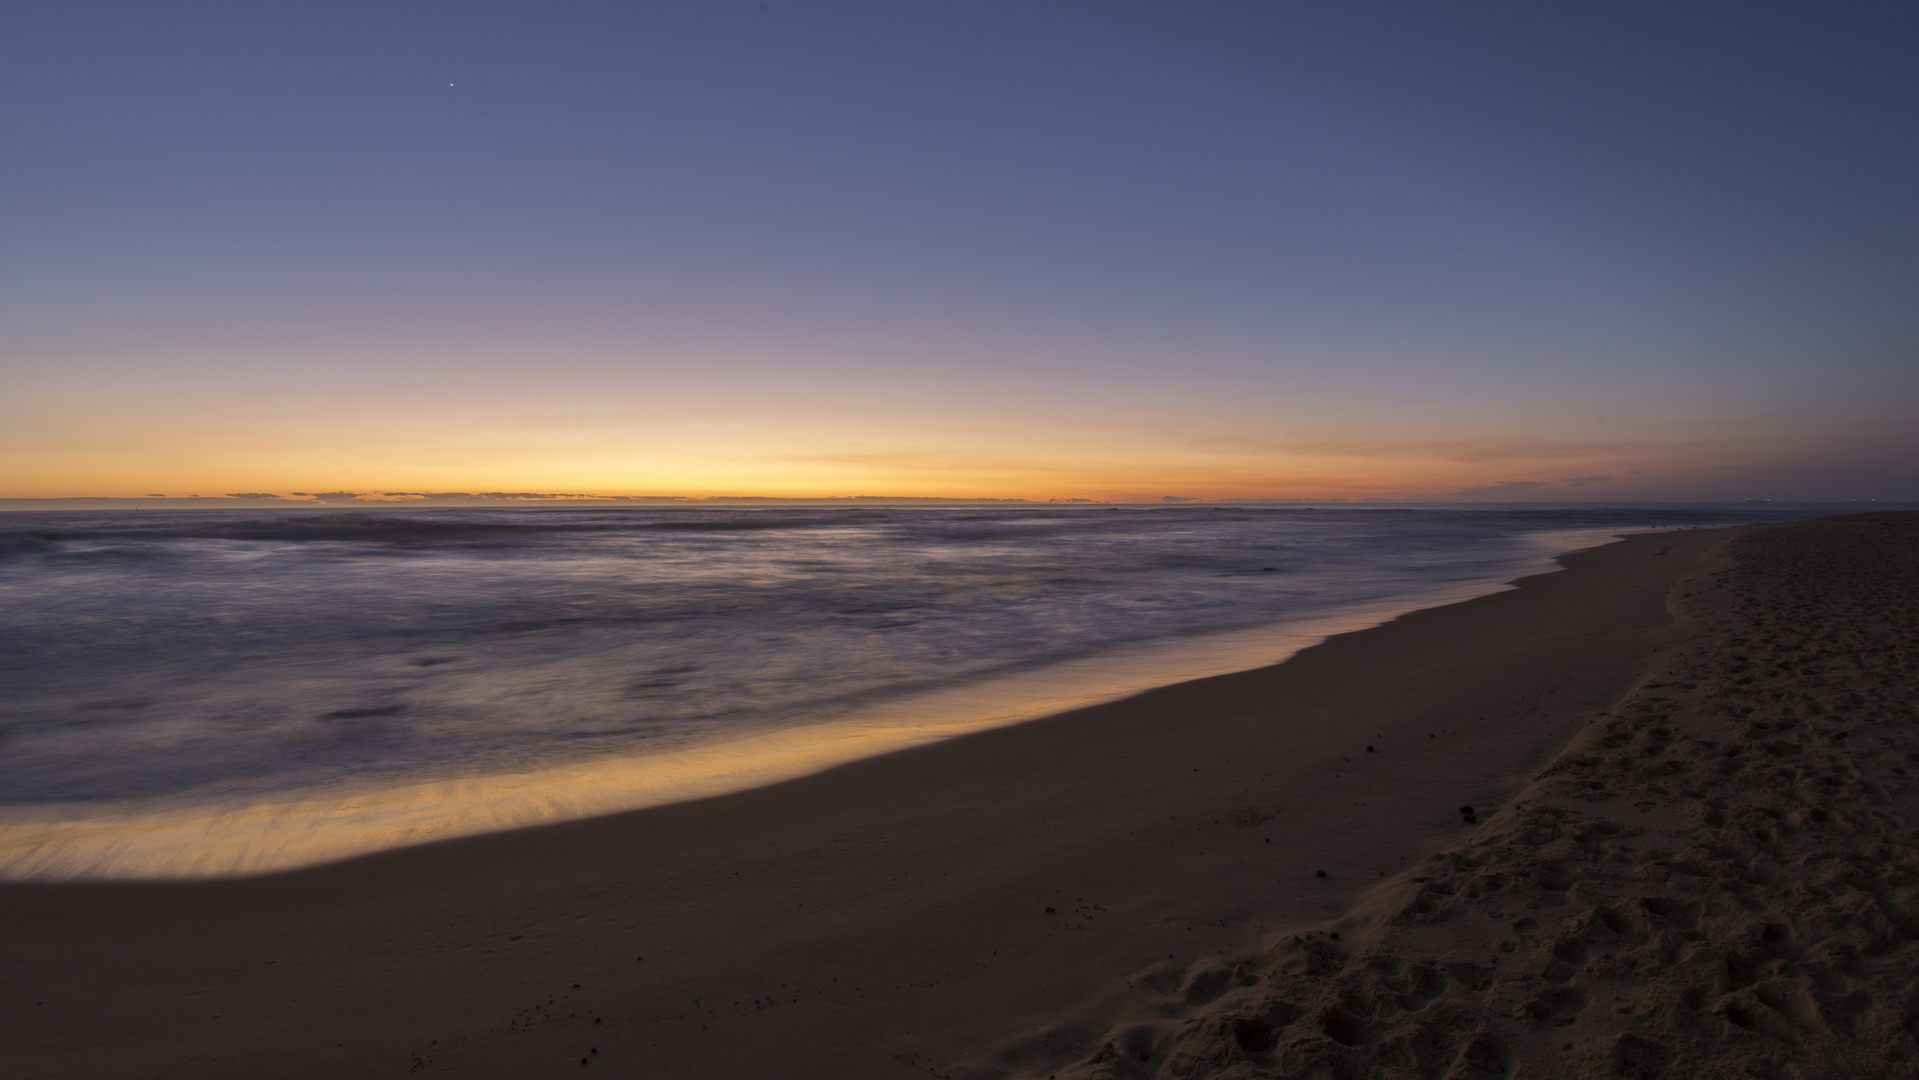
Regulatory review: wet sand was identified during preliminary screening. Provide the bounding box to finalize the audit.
[3,518,1855,1079]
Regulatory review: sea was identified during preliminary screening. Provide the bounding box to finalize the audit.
[0,502,1834,879]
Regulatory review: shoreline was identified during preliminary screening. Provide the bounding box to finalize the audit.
[1,524,1753,1077]
[0,524,1650,883]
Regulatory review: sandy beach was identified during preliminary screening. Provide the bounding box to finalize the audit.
[5,513,1913,1079]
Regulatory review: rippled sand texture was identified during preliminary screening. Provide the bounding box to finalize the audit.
[1019,511,1919,1079]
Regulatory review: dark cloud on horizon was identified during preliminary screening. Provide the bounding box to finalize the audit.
[1446,481,1554,499]
[304,491,661,504]
[187,491,701,504]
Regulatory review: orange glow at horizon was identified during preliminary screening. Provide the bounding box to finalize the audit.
[6,325,1908,505]
[0,403,1820,505]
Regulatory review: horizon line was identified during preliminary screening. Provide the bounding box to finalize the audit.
[1,494,1895,511]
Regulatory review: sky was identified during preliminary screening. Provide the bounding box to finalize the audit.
[4,1,1916,503]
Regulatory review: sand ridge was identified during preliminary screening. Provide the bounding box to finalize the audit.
[991,512,1919,1079]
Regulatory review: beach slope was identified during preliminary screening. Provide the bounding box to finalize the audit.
[989,511,1919,1079]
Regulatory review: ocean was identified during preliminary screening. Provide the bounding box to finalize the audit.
[0,503,1825,878]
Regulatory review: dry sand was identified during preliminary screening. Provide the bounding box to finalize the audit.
[4,514,1911,1079]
